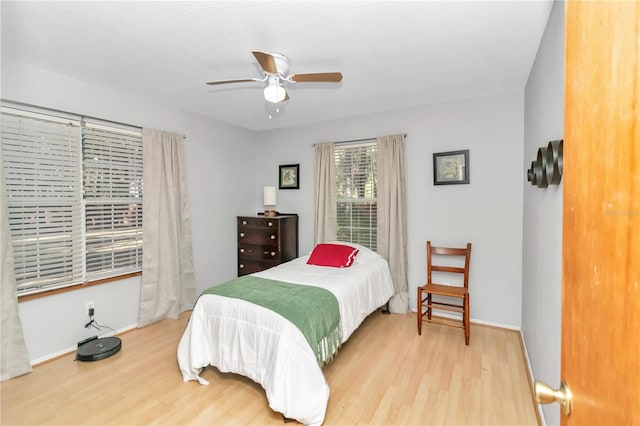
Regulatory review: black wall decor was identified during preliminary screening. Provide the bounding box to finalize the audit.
[527,140,563,188]
[433,150,470,185]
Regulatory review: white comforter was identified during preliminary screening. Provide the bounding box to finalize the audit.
[177,254,394,426]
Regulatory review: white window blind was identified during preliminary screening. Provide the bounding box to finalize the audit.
[1,106,144,296]
[82,123,143,280]
[1,108,84,294]
[335,142,378,250]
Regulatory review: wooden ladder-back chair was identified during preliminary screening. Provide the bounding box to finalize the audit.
[417,241,472,345]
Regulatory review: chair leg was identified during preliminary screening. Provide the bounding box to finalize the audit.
[417,287,422,335]
[464,293,470,345]
[427,293,432,320]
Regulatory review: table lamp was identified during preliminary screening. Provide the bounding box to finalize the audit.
[263,186,277,217]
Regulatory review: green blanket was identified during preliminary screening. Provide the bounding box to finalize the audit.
[201,275,342,367]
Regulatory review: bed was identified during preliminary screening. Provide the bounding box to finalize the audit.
[177,242,395,426]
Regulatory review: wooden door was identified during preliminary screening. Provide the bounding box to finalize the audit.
[562,1,640,424]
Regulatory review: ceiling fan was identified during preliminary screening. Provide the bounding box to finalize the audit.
[206,51,343,104]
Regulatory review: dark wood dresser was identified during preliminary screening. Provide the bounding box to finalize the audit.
[237,215,299,276]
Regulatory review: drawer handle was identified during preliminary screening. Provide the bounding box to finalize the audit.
[242,220,247,225]
[240,232,245,238]
[239,264,245,269]
[268,221,273,227]
[270,235,275,240]
[271,252,276,256]
[240,248,245,253]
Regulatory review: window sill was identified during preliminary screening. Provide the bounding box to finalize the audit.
[17,272,142,303]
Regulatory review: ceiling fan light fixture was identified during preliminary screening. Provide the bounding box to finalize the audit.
[264,79,286,103]
[206,50,342,106]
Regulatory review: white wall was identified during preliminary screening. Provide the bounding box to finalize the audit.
[254,91,525,327]
[522,1,565,425]
[2,59,256,362]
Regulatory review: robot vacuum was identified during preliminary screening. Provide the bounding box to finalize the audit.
[76,336,122,361]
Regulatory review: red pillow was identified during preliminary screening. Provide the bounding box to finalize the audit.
[307,243,359,268]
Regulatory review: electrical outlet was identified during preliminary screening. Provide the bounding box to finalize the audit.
[85,301,95,316]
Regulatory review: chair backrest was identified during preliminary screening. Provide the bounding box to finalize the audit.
[427,241,472,289]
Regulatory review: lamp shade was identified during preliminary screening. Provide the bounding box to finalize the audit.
[263,186,277,206]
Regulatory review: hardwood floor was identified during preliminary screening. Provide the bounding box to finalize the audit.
[1,312,538,425]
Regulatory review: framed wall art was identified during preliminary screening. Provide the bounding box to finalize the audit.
[279,164,300,189]
[433,150,469,185]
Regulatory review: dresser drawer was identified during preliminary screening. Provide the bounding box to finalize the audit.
[238,228,279,245]
[238,259,279,276]
[239,245,281,260]
[238,217,279,229]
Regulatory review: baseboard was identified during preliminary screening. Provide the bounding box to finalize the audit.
[30,323,137,366]
[469,317,520,331]
[411,309,521,331]
[518,331,547,426]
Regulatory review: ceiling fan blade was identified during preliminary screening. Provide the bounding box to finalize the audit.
[252,51,278,74]
[206,78,262,86]
[290,72,343,83]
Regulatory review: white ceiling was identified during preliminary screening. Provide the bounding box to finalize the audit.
[1,1,553,132]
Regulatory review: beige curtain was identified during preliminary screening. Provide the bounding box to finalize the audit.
[138,129,196,327]
[1,165,32,380]
[377,134,409,313]
[314,142,337,244]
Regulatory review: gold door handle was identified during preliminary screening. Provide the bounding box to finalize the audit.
[534,380,572,416]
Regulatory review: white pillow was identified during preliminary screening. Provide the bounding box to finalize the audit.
[324,241,382,264]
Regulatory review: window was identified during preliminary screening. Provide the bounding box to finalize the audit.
[2,109,84,294]
[82,123,143,281]
[334,142,377,250]
[1,106,143,296]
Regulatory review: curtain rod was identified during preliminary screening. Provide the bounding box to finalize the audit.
[312,133,407,146]
[1,98,186,139]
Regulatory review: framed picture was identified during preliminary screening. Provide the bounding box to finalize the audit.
[433,150,469,185]
[279,164,300,189]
